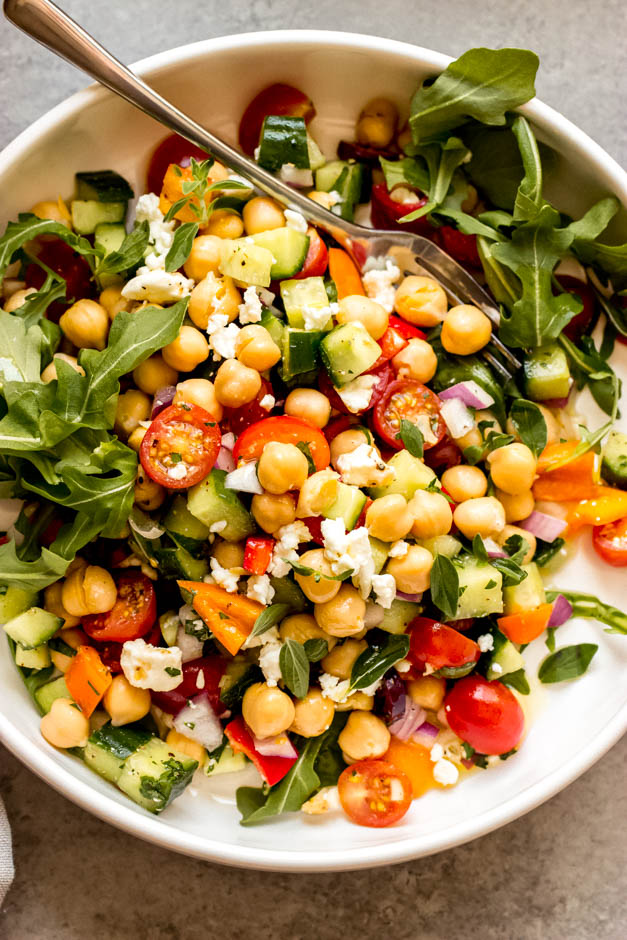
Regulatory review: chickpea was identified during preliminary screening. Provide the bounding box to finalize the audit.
[134,465,166,511]
[321,638,367,680]
[296,469,339,518]
[330,428,371,470]
[257,441,309,495]
[495,488,535,524]
[242,682,295,739]
[99,285,130,321]
[188,272,241,328]
[294,548,342,604]
[31,199,71,225]
[338,711,390,762]
[285,388,331,428]
[385,545,433,594]
[165,729,206,768]
[44,579,81,627]
[441,304,492,355]
[308,190,339,211]
[40,698,90,749]
[212,539,245,570]
[314,584,366,638]
[335,691,374,712]
[243,197,285,235]
[59,299,109,350]
[366,494,414,542]
[174,378,223,421]
[49,627,85,673]
[498,524,536,564]
[236,324,281,371]
[162,325,209,372]
[132,354,178,396]
[279,613,337,650]
[408,490,453,539]
[394,276,448,327]
[203,209,244,239]
[488,443,537,496]
[290,688,335,737]
[40,353,85,383]
[453,496,506,539]
[114,389,152,438]
[251,492,296,534]
[4,287,37,312]
[392,338,438,383]
[441,465,488,503]
[61,564,117,618]
[127,427,147,452]
[214,358,262,408]
[104,675,151,726]
[336,295,389,340]
[356,97,398,149]
[183,234,222,281]
[408,676,446,711]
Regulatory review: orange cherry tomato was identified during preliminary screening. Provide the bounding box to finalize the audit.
[139,402,220,489]
[146,133,210,195]
[497,603,554,644]
[232,416,330,470]
[337,760,412,827]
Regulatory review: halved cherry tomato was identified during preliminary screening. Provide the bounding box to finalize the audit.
[151,655,227,716]
[369,327,408,371]
[146,133,210,195]
[243,536,275,575]
[408,617,480,675]
[370,183,432,236]
[424,435,463,472]
[373,379,445,451]
[232,416,330,470]
[140,402,220,489]
[82,573,157,643]
[300,515,324,545]
[338,759,412,827]
[293,227,328,279]
[92,622,161,675]
[25,238,93,320]
[224,377,274,435]
[319,363,392,417]
[592,516,627,566]
[565,487,627,532]
[557,275,597,342]
[438,226,480,267]
[238,83,315,156]
[384,738,444,798]
[444,676,525,756]
[327,247,365,298]
[323,414,360,444]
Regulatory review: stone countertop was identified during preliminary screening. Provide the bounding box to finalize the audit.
[0,1,626,937]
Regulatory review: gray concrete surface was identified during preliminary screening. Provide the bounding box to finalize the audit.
[0,1,626,937]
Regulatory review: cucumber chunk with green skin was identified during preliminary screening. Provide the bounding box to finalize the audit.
[320,323,381,386]
[3,607,62,649]
[205,744,248,776]
[260,308,287,349]
[15,643,50,670]
[257,116,310,172]
[163,495,211,545]
[83,723,153,785]
[187,469,255,542]
[417,534,463,558]
[314,160,366,221]
[280,328,324,380]
[250,228,310,279]
[34,676,70,714]
[367,449,436,500]
[452,558,503,620]
[0,585,38,624]
[117,737,198,813]
[219,239,274,287]
[280,277,333,329]
[601,430,627,490]
[487,634,524,681]
[321,482,367,530]
[380,599,421,635]
[524,344,571,401]
[153,545,209,581]
[75,170,134,203]
[369,537,390,574]
[94,222,126,256]
[503,562,545,614]
[71,200,127,235]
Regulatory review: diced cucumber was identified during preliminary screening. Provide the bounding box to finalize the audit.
[3,607,62,649]
[187,469,255,542]
[601,430,627,490]
[71,200,127,235]
[280,277,332,329]
[524,344,571,401]
[452,558,503,620]
[487,634,524,680]
[260,308,287,349]
[34,676,69,714]
[117,737,198,814]
[280,328,324,380]
[417,534,463,558]
[163,495,211,548]
[159,611,179,647]
[94,222,126,256]
[320,323,381,386]
[321,482,367,530]
[250,228,310,279]
[83,723,152,785]
[205,744,248,776]
[219,238,274,287]
[153,545,209,581]
[269,576,308,612]
[15,643,50,670]
[75,170,133,203]
[503,562,545,614]
[367,449,436,499]
[257,116,310,172]
[315,160,365,221]
[380,599,421,635]
[307,134,326,171]
[0,585,38,624]
[369,537,390,574]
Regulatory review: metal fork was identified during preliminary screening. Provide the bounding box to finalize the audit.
[4,0,521,381]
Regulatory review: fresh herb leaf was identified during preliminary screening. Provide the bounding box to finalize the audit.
[303,638,328,663]
[0,214,100,279]
[250,603,291,639]
[96,221,150,276]
[379,156,430,193]
[430,554,460,619]
[534,538,565,567]
[431,661,477,678]
[545,590,627,635]
[165,667,181,677]
[538,643,598,684]
[502,533,527,564]
[349,633,410,691]
[490,556,528,586]
[472,534,489,563]
[558,333,620,418]
[164,222,199,272]
[509,399,548,457]
[279,639,310,698]
[499,667,530,694]
[295,441,316,475]
[395,418,424,458]
[287,559,353,583]
[313,712,348,787]
[546,626,557,652]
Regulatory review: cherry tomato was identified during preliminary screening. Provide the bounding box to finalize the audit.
[238,83,316,156]
[338,759,412,828]
[82,573,157,644]
[557,275,597,342]
[323,414,360,444]
[151,655,227,716]
[444,676,525,756]
[293,228,328,279]
[146,133,210,195]
[592,516,627,566]
[408,617,480,675]
[438,226,481,268]
[140,402,220,489]
[223,378,274,435]
[319,363,392,417]
[373,379,445,451]
[232,416,330,470]
[25,238,94,320]
[300,515,324,545]
[424,434,463,472]
[387,315,426,342]
[92,622,161,674]
[370,183,433,236]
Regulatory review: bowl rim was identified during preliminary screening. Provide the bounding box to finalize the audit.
[1,28,626,872]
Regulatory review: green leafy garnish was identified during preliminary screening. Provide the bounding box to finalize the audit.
[164,222,199,272]
[538,644,598,684]
[395,418,424,458]
[509,399,548,457]
[545,590,627,635]
[250,603,291,639]
[429,554,460,620]
[279,639,310,698]
[349,633,410,691]
[95,220,150,277]
[499,668,530,694]
[303,638,328,662]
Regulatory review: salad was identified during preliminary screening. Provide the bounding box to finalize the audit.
[1,46,626,829]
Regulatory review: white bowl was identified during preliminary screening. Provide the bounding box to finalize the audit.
[1,30,626,872]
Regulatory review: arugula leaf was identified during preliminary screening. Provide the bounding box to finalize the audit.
[430,207,504,241]
[499,667,530,694]
[511,116,543,222]
[379,156,430,193]
[568,196,620,242]
[0,538,71,589]
[250,603,291,639]
[538,644,598,683]
[466,126,527,210]
[558,333,620,417]
[509,399,548,457]
[0,214,101,279]
[9,274,66,329]
[545,590,627,635]
[430,554,460,619]
[400,138,470,222]
[95,221,150,276]
[279,639,310,698]
[164,222,199,273]
[409,47,538,142]
[349,633,410,691]
[303,638,328,663]
[395,418,424,458]
[0,313,44,383]
[313,712,348,787]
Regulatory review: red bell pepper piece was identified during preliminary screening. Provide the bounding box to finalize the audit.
[370,183,432,236]
[388,315,426,342]
[243,536,275,575]
[225,716,298,786]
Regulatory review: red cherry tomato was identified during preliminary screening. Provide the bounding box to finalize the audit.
[151,655,227,716]
[146,133,210,195]
[82,573,157,643]
[423,434,463,473]
[319,363,393,417]
[293,228,328,279]
[444,676,525,756]
[300,515,324,545]
[408,617,480,675]
[223,377,274,435]
[387,315,427,342]
[92,622,161,674]
[370,183,433,236]
[373,379,445,451]
[338,760,412,828]
[438,225,481,268]
[238,83,316,156]
[232,416,330,470]
[25,238,94,320]
[592,516,627,566]
[140,402,220,489]
[323,414,360,444]
[557,275,597,342]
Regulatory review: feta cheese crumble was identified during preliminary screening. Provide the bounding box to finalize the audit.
[210,322,241,361]
[302,302,337,332]
[246,574,275,606]
[321,517,375,598]
[209,520,227,534]
[284,208,309,233]
[238,285,263,324]
[260,394,275,411]
[388,540,409,558]
[319,673,351,703]
[258,638,283,686]
[206,312,229,335]
[371,573,396,609]
[208,557,240,593]
[477,633,495,653]
[335,374,378,413]
[362,259,401,313]
[120,639,182,691]
[432,757,460,786]
[135,192,175,257]
[121,269,194,305]
[267,521,312,577]
[166,462,188,482]
[336,442,394,487]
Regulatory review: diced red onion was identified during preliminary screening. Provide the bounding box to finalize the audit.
[440,397,475,440]
[215,446,236,472]
[253,732,298,759]
[278,165,314,188]
[221,432,236,450]
[548,594,573,628]
[151,385,176,418]
[224,461,263,494]
[257,288,275,307]
[519,510,568,542]
[396,590,423,603]
[542,393,570,408]
[438,380,495,409]
[173,692,223,750]
[482,537,508,559]
[389,699,427,741]
[461,758,475,769]
[413,721,439,747]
